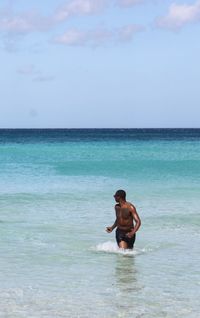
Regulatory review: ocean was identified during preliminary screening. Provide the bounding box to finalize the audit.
[0,129,199,318]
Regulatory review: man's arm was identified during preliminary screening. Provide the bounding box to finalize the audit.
[106,205,118,233]
[127,204,141,238]
[106,219,117,233]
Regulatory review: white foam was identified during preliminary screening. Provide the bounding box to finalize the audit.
[94,241,140,256]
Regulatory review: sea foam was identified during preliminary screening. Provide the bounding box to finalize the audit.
[95,241,140,256]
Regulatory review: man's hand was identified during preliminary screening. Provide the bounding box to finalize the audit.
[106,227,113,233]
[126,231,135,238]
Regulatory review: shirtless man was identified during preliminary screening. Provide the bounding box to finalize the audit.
[106,190,141,249]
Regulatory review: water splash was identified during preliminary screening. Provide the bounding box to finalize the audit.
[94,241,140,256]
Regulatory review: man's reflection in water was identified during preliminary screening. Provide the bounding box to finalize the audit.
[114,255,144,316]
[115,255,142,294]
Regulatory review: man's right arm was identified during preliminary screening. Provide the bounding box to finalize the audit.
[106,219,117,233]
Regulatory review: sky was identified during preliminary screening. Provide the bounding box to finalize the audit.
[0,0,200,128]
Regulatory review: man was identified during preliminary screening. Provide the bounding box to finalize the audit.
[106,190,141,249]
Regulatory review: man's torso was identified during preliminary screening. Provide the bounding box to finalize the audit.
[115,202,134,231]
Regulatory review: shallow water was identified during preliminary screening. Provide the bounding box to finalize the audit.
[0,129,199,317]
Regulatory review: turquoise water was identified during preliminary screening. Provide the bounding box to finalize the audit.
[0,129,199,318]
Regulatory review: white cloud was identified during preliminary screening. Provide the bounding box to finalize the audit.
[54,29,87,45]
[156,0,200,30]
[0,7,53,51]
[91,28,113,44]
[54,24,143,46]
[0,0,145,50]
[0,16,32,33]
[118,24,144,41]
[0,1,107,39]
[54,0,107,22]
[0,0,145,38]
[0,8,52,34]
[116,0,143,7]
[54,28,112,46]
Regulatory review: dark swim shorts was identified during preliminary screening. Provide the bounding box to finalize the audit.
[116,228,136,249]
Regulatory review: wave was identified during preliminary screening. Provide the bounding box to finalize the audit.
[93,241,145,256]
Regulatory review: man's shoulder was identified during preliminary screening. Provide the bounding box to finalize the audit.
[127,202,136,210]
[126,201,133,206]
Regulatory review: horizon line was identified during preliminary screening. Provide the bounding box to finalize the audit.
[0,127,200,130]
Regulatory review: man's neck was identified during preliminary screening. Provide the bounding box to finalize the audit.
[119,199,126,206]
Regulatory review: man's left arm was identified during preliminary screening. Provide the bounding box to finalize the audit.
[127,205,141,238]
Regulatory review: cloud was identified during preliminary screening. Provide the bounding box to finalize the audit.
[54,29,88,45]
[17,64,39,75]
[54,24,143,46]
[17,64,55,82]
[0,8,52,34]
[116,0,143,7]
[0,1,107,38]
[0,0,145,39]
[156,0,200,30]
[0,1,107,35]
[54,28,113,46]
[118,24,144,41]
[54,0,107,22]
[33,75,55,82]
[0,7,52,51]
[0,0,145,50]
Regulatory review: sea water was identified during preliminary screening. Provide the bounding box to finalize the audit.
[0,129,199,318]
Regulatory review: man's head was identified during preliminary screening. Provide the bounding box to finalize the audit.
[114,189,126,202]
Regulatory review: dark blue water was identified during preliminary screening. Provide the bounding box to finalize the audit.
[0,128,200,143]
